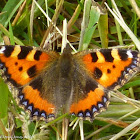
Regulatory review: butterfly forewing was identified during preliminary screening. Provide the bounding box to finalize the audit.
[76,49,140,90]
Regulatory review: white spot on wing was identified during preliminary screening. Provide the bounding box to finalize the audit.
[0,46,5,54]
[127,50,133,58]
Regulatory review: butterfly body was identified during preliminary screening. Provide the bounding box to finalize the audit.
[0,45,139,122]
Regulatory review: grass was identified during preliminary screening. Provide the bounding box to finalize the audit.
[0,0,140,140]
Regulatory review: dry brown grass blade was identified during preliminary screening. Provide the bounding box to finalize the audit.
[12,0,26,26]
[40,0,64,48]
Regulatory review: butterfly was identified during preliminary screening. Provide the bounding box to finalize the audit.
[0,45,139,122]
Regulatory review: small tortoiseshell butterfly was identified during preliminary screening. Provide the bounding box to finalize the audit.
[0,45,139,122]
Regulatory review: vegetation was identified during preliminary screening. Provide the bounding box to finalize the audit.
[0,0,140,139]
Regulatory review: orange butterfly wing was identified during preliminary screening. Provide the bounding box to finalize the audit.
[70,49,140,119]
[80,49,140,89]
[0,45,59,121]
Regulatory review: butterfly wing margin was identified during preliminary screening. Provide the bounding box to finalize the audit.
[70,77,110,120]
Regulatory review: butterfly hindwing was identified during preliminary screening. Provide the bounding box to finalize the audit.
[18,77,56,121]
[69,73,109,119]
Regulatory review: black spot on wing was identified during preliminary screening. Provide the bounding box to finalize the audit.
[27,65,36,78]
[29,77,43,91]
[107,69,111,73]
[94,67,102,79]
[18,46,33,59]
[85,78,98,93]
[15,62,18,65]
[90,52,98,62]
[100,49,114,62]
[34,50,42,61]
[118,49,128,61]
[18,66,23,71]
[4,46,15,57]
[112,65,116,68]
